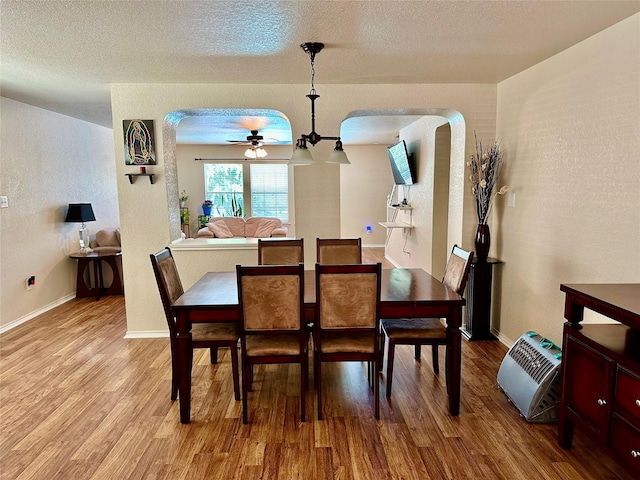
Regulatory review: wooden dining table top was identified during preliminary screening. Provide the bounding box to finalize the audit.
[171,268,466,321]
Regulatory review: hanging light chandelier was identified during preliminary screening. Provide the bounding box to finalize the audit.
[290,42,349,166]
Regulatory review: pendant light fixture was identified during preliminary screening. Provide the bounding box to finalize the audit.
[290,42,349,165]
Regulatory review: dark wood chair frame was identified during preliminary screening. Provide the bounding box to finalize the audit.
[257,238,304,265]
[150,248,240,403]
[380,244,473,398]
[316,237,362,264]
[236,263,309,424]
[314,262,382,420]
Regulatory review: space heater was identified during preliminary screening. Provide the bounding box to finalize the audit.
[497,331,562,423]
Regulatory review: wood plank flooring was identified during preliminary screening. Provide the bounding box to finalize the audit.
[0,250,633,479]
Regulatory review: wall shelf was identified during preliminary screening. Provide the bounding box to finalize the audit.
[379,222,414,229]
[125,173,155,184]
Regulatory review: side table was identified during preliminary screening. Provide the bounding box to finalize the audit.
[70,251,124,301]
[462,257,502,341]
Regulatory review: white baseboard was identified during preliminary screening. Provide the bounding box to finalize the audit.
[491,328,515,348]
[0,293,76,334]
[124,330,169,339]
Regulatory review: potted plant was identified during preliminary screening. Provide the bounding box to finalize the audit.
[202,199,213,216]
[179,190,189,208]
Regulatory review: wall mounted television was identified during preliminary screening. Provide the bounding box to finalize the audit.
[387,140,416,185]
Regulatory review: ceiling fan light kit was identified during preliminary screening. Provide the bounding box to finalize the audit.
[292,42,350,166]
[244,146,268,159]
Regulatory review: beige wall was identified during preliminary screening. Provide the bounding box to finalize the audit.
[0,98,118,330]
[385,115,470,273]
[109,83,495,335]
[495,14,640,345]
[339,144,391,246]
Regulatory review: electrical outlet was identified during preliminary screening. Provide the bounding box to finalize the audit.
[507,192,516,208]
[26,276,35,290]
[0,196,8,208]
[366,225,372,234]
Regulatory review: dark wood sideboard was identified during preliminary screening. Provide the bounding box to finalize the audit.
[558,283,640,476]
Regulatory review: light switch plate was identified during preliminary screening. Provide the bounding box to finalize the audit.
[0,196,8,208]
[507,192,516,208]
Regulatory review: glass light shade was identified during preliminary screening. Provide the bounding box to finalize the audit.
[290,148,314,165]
[244,147,268,159]
[290,138,314,165]
[326,147,350,164]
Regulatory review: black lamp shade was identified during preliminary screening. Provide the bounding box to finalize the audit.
[65,203,96,223]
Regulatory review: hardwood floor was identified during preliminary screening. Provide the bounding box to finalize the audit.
[0,260,632,479]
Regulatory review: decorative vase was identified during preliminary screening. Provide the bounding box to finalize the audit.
[474,223,490,262]
[202,205,212,216]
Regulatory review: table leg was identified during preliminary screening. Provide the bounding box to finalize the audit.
[95,259,103,301]
[75,258,92,297]
[177,311,193,424]
[102,256,124,296]
[446,307,462,416]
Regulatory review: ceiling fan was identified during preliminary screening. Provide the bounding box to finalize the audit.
[226,130,266,147]
[226,130,272,158]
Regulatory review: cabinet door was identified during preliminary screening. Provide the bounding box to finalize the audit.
[562,335,615,443]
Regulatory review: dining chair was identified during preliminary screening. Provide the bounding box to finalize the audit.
[257,238,304,265]
[150,248,240,402]
[316,238,362,264]
[380,244,473,398]
[236,263,308,423]
[314,262,382,420]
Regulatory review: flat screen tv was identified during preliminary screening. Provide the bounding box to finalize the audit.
[387,140,416,185]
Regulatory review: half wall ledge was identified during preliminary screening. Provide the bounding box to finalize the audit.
[170,237,260,251]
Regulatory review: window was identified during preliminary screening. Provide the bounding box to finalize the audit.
[204,162,289,222]
[204,164,244,217]
[250,164,288,220]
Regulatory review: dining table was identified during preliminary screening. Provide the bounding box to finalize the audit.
[170,268,466,423]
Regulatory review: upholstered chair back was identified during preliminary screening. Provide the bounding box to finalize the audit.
[318,271,378,329]
[442,245,474,295]
[150,248,184,335]
[239,267,303,331]
[258,239,304,266]
[316,238,362,265]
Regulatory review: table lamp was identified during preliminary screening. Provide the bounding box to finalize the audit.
[65,203,96,253]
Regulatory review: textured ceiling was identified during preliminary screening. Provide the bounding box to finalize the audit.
[2,0,638,144]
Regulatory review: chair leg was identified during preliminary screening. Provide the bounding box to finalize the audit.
[445,344,450,395]
[171,354,179,401]
[414,345,421,359]
[301,355,307,422]
[374,355,380,420]
[379,332,385,372]
[169,341,179,401]
[230,343,240,401]
[210,347,218,364]
[386,340,396,399]
[242,358,250,424]
[432,345,440,375]
[316,357,323,420]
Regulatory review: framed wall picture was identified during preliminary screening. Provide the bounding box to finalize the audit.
[123,119,156,165]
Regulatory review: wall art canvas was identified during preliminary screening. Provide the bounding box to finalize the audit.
[123,119,156,165]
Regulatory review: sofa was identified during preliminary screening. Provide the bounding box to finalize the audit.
[196,217,288,239]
